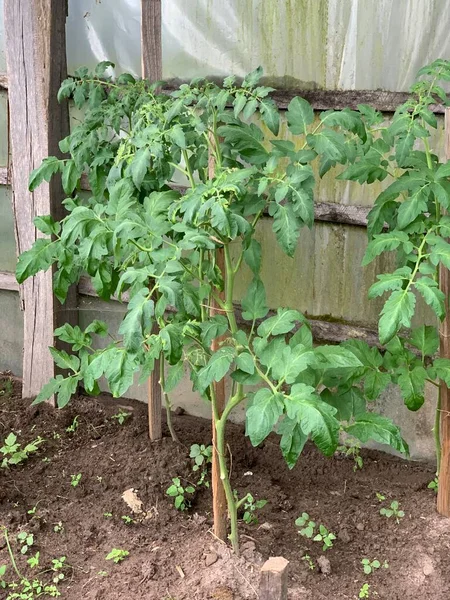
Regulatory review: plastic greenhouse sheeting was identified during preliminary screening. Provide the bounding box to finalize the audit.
[67,0,450,91]
[0,0,5,73]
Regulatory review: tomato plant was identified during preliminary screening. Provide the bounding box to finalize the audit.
[17,63,408,553]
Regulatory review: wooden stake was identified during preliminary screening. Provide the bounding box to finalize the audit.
[5,0,74,402]
[209,136,228,542]
[438,107,450,515]
[259,557,289,600]
[141,0,162,441]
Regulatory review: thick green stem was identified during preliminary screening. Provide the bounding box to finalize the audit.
[223,244,238,335]
[2,527,24,581]
[159,354,179,443]
[435,391,441,473]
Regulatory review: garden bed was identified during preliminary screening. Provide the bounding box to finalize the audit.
[1,374,449,599]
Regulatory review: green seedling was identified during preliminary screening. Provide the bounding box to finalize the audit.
[121,515,134,525]
[428,477,438,493]
[302,554,315,570]
[380,500,404,523]
[0,564,7,590]
[337,438,363,471]
[295,513,336,551]
[53,522,63,533]
[51,557,67,584]
[189,444,212,487]
[166,477,195,511]
[17,532,34,555]
[65,415,79,433]
[359,583,370,598]
[241,494,267,525]
[105,549,129,564]
[26,552,40,569]
[361,558,388,575]
[375,493,385,502]
[97,571,108,577]
[103,512,113,518]
[70,473,82,487]
[111,409,131,425]
[0,433,44,468]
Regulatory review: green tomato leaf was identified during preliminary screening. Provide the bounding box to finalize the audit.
[278,417,308,469]
[378,290,416,345]
[397,365,426,411]
[241,278,269,321]
[408,325,439,357]
[287,97,314,135]
[29,157,62,191]
[246,388,284,446]
[257,308,304,338]
[197,347,235,393]
[346,413,409,455]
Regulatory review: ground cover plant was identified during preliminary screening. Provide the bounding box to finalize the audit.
[15,63,416,555]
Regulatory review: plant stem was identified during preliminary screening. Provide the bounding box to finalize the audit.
[159,354,179,443]
[182,149,196,189]
[435,391,441,473]
[2,527,24,581]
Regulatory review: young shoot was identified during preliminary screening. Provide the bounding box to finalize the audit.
[166,477,195,511]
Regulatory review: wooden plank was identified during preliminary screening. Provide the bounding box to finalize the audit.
[0,74,7,90]
[259,557,289,600]
[141,0,163,440]
[437,107,450,516]
[0,167,10,185]
[141,0,162,81]
[0,271,19,292]
[4,0,74,400]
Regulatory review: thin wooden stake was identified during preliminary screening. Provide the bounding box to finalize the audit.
[437,107,450,515]
[141,0,163,441]
[259,557,289,600]
[209,137,228,542]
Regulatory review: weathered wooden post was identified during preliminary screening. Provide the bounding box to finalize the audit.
[4,0,75,402]
[141,0,163,441]
[260,557,289,600]
[437,107,450,516]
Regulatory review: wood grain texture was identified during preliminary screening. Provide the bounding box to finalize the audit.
[141,0,162,81]
[0,167,10,185]
[0,74,8,90]
[0,271,19,292]
[4,0,74,400]
[438,107,450,516]
[259,557,289,600]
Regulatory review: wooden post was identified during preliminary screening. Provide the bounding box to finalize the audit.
[438,107,450,515]
[4,0,74,401]
[259,557,289,600]
[141,0,163,441]
[208,138,228,542]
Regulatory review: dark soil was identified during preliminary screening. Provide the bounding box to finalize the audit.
[0,373,449,600]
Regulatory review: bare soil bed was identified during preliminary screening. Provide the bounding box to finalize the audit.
[1,373,449,600]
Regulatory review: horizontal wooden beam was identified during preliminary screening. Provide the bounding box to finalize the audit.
[78,275,379,347]
[0,271,19,292]
[0,74,7,90]
[0,167,10,185]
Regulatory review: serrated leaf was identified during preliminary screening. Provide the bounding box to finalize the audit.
[271,344,315,384]
[29,157,62,191]
[16,239,55,283]
[241,278,269,321]
[129,147,151,189]
[160,324,184,365]
[363,231,412,266]
[62,160,80,194]
[278,417,307,469]
[104,350,139,397]
[379,290,416,345]
[285,384,340,455]
[408,325,439,356]
[164,362,184,393]
[118,289,154,353]
[197,347,235,393]
[257,308,303,337]
[368,267,412,299]
[430,239,450,270]
[235,352,255,374]
[33,215,60,236]
[397,186,430,229]
[287,97,314,135]
[314,346,363,369]
[246,388,284,446]
[269,202,301,257]
[55,376,79,408]
[33,377,63,405]
[364,370,391,401]
[49,348,80,373]
[306,130,346,162]
[414,278,445,319]
[432,358,450,386]
[243,239,262,276]
[321,386,366,421]
[346,413,408,454]
[260,98,280,135]
[397,365,427,411]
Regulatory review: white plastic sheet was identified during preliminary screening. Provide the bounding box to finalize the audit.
[66,0,142,76]
[162,0,450,91]
[0,0,6,72]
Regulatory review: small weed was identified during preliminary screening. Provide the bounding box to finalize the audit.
[189,444,212,487]
[166,477,195,511]
[361,558,388,575]
[359,583,370,598]
[52,431,61,440]
[375,493,385,502]
[1,433,44,468]
[428,477,438,493]
[337,438,363,471]
[121,515,134,525]
[17,532,34,554]
[97,570,108,577]
[51,557,67,584]
[295,513,336,551]
[103,512,113,518]
[302,554,315,570]
[241,494,267,525]
[53,522,63,533]
[70,473,82,487]
[379,500,404,523]
[105,548,129,563]
[65,416,79,433]
[111,409,131,425]
[26,552,40,569]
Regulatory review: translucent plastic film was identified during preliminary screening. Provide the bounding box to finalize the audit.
[162,0,450,91]
[0,0,6,73]
[67,0,142,76]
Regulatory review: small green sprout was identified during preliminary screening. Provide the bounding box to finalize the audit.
[189,444,212,486]
[359,583,370,598]
[166,477,195,511]
[380,500,404,522]
[105,548,129,563]
[337,438,363,471]
[51,557,67,583]
[428,477,438,493]
[97,570,108,577]
[302,554,315,570]
[1,433,44,468]
[375,493,385,502]
[111,409,131,425]
[295,514,336,551]
[361,558,389,575]
[27,551,40,568]
[241,494,267,525]
[53,521,64,533]
[70,473,82,487]
[65,415,79,433]
[313,524,336,551]
[121,515,134,525]
[103,512,113,518]
[295,513,316,539]
[17,531,34,554]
